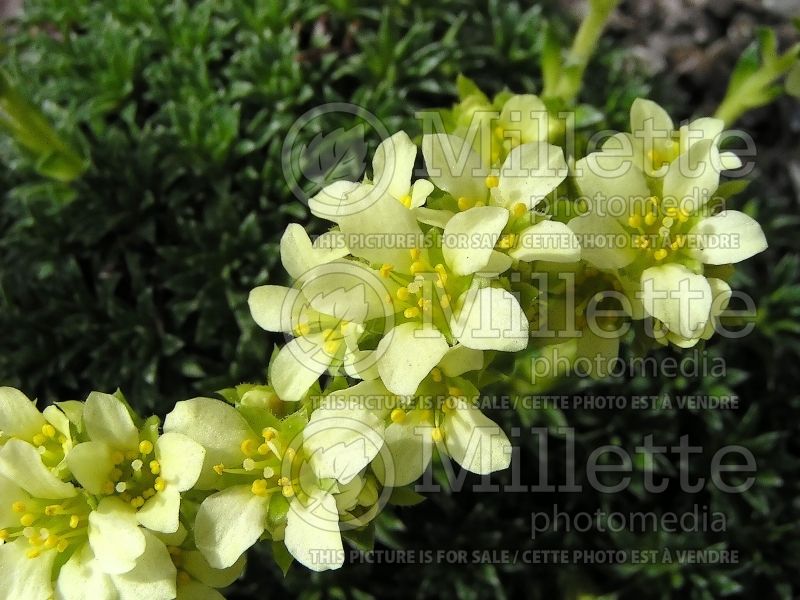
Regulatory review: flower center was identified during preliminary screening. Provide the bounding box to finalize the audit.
[2,495,90,559]
[101,440,163,508]
[627,196,692,264]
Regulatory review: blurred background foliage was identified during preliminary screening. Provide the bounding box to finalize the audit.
[0,0,798,598]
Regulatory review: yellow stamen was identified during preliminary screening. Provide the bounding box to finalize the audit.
[42,424,56,438]
[396,287,410,301]
[150,460,161,475]
[404,307,420,319]
[154,478,166,492]
[390,409,406,424]
[138,440,154,455]
[399,194,412,208]
[57,540,69,553]
[627,214,641,228]
[484,175,499,188]
[431,428,444,443]
[409,261,426,274]
[26,548,41,559]
[512,203,527,218]
[281,486,295,498]
[12,501,26,513]
[20,514,36,527]
[654,249,668,261]
[409,248,421,261]
[457,197,473,211]
[294,323,311,337]
[644,213,657,226]
[379,264,394,278]
[32,434,46,446]
[240,439,258,456]
[431,367,443,383]
[112,451,125,465]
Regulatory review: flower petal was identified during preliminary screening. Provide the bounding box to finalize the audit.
[66,441,114,495]
[55,543,115,600]
[498,142,567,209]
[0,387,45,442]
[438,345,484,377]
[573,152,650,211]
[0,538,57,600]
[183,550,246,589]
[0,439,76,499]
[83,392,139,450]
[640,264,712,338]
[137,486,180,534]
[414,206,454,228]
[376,323,449,395]
[177,581,225,600]
[304,380,388,484]
[421,133,488,202]
[631,98,674,136]
[372,131,416,200]
[375,409,433,487]
[248,285,301,333]
[89,497,147,575]
[452,285,529,352]
[269,337,334,402]
[662,138,720,214]
[510,220,581,263]
[163,398,255,490]
[443,206,509,275]
[499,94,549,144]
[410,179,434,208]
[567,213,636,269]
[442,399,511,475]
[688,210,768,265]
[156,432,206,492]
[194,486,267,569]
[111,530,176,600]
[284,493,343,572]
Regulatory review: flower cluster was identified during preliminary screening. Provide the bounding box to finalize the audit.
[0,83,769,597]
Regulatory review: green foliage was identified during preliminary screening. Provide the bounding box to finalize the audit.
[1,0,798,599]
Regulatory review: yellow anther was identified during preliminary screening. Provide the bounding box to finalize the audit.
[474,200,486,207]
[447,386,463,397]
[674,234,686,248]
[396,287,410,301]
[457,197,473,211]
[138,440,154,455]
[654,249,668,261]
[0,530,7,541]
[150,460,161,475]
[125,450,138,461]
[56,540,70,553]
[44,535,59,549]
[154,478,166,492]
[409,248,421,261]
[12,501,26,513]
[445,396,459,411]
[323,339,341,355]
[277,477,289,487]
[120,493,132,503]
[644,213,657,226]
[20,514,36,527]
[497,234,516,249]
[512,203,527,218]
[257,443,270,456]
[390,409,406,424]
[627,214,641,228]
[262,427,277,441]
[379,264,394,278]
[399,194,413,208]
[409,261,426,274]
[44,505,62,516]
[485,175,499,189]
[111,451,125,465]
[664,206,677,218]
[26,548,41,559]
[294,323,311,337]
[143,488,156,499]
[240,439,258,456]
[42,424,56,438]
[677,209,690,223]
[321,328,335,340]
[282,486,295,498]
[130,496,145,509]
[404,307,421,319]
[440,295,451,308]
[493,125,505,139]
[431,428,444,443]
[29,535,42,546]
[101,481,115,495]
[431,367,443,383]
[32,434,46,446]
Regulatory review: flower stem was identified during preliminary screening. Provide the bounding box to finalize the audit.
[552,0,621,104]
[0,69,87,183]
